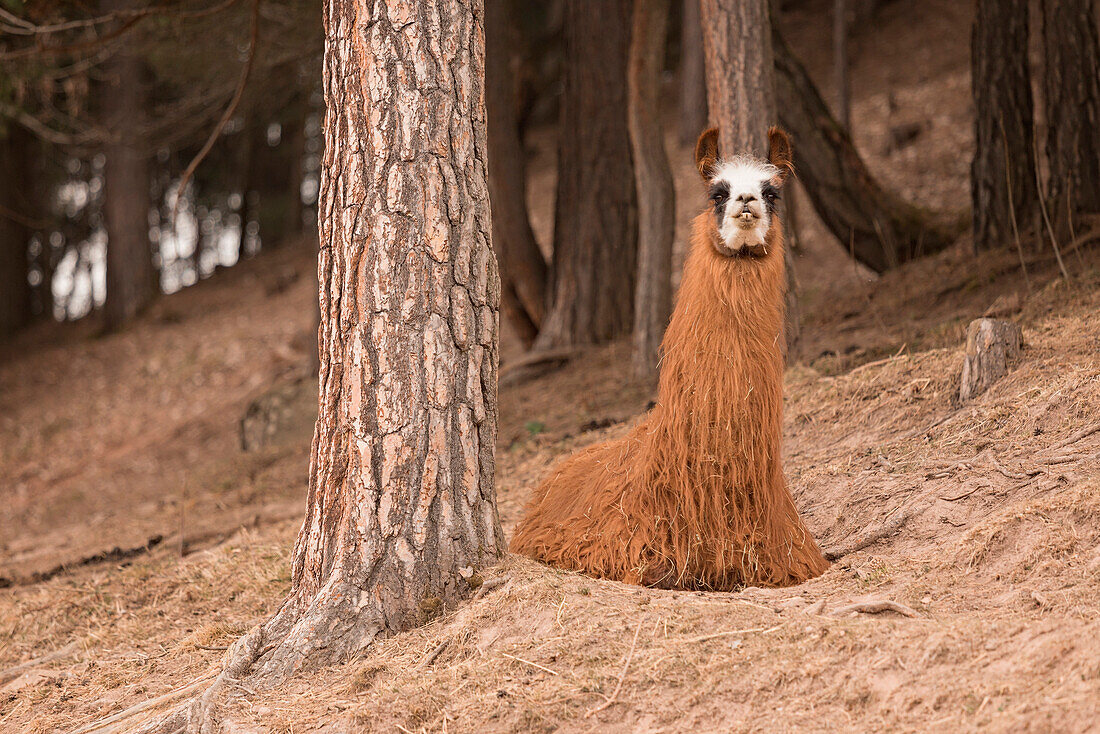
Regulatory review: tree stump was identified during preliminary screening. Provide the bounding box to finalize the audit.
[959,318,1023,402]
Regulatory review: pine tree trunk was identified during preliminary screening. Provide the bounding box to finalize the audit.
[679,0,708,146]
[0,127,34,338]
[1041,0,1100,238]
[700,0,775,154]
[970,0,1037,253]
[235,0,504,684]
[630,0,676,380]
[536,0,637,350]
[485,0,547,347]
[700,0,799,356]
[101,0,156,329]
[833,0,850,131]
[773,27,953,271]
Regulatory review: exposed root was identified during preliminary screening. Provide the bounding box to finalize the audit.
[831,599,919,618]
[0,641,79,685]
[824,505,918,560]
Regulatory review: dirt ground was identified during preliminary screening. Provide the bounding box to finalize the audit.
[3,0,1100,731]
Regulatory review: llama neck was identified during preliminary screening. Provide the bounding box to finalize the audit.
[652,212,787,451]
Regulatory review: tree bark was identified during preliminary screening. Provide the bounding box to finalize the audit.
[679,0,708,146]
[630,0,676,380]
[833,0,850,131]
[700,0,775,155]
[485,0,548,347]
[959,318,1022,402]
[773,27,953,272]
[0,127,34,338]
[1040,0,1100,238]
[101,0,156,330]
[536,0,637,350]
[700,0,799,356]
[255,0,502,680]
[970,0,1038,253]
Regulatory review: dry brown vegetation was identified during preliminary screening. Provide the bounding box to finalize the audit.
[3,1,1100,731]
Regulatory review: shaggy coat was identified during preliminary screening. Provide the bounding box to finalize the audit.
[509,128,828,590]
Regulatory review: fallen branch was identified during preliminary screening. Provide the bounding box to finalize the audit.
[831,600,918,618]
[682,623,783,643]
[472,575,510,600]
[0,641,79,685]
[585,620,643,718]
[824,506,918,561]
[417,640,449,670]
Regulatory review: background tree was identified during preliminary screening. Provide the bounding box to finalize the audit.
[630,0,676,380]
[486,0,548,347]
[100,0,157,329]
[0,127,36,337]
[970,0,1037,254]
[773,27,953,271]
[700,0,800,354]
[1041,0,1100,239]
[536,0,637,350]
[679,0,708,145]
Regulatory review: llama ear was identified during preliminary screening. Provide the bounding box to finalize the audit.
[694,127,720,180]
[767,126,794,182]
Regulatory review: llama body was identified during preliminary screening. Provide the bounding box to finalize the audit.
[509,128,828,590]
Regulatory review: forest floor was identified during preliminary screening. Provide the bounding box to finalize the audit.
[3,0,1100,731]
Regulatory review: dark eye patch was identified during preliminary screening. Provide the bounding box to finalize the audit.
[709,181,729,219]
[761,182,780,212]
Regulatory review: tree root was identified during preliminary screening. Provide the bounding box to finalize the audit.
[831,599,919,618]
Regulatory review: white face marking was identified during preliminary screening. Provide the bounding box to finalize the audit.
[708,156,780,255]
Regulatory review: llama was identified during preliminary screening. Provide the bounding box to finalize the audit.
[509,127,829,590]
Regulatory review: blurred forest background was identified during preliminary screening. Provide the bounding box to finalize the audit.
[2,0,1096,351]
[3,1,1100,732]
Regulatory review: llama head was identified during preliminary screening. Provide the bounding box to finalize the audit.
[694,126,794,257]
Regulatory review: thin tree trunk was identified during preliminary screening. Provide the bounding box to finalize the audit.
[833,0,850,131]
[101,0,156,329]
[700,0,775,154]
[536,0,637,350]
[679,0,708,146]
[0,127,34,338]
[773,26,953,272]
[700,0,799,357]
[630,0,676,380]
[1041,0,1100,238]
[970,0,1037,254]
[485,0,548,347]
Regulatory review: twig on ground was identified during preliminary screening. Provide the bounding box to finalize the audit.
[585,620,644,718]
[989,456,1030,480]
[417,640,449,670]
[473,575,510,600]
[195,645,228,652]
[501,653,559,676]
[824,505,918,561]
[0,641,80,685]
[682,623,783,643]
[940,484,986,502]
[803,599,827,616]
[1040,451,1099,466]
[831,600,919,618]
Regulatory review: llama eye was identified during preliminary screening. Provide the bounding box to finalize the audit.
[711,192,728,205]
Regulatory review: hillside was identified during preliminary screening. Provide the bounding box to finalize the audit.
[3,0,1100,731]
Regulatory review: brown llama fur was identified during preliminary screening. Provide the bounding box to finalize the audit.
[509,127,829,590]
